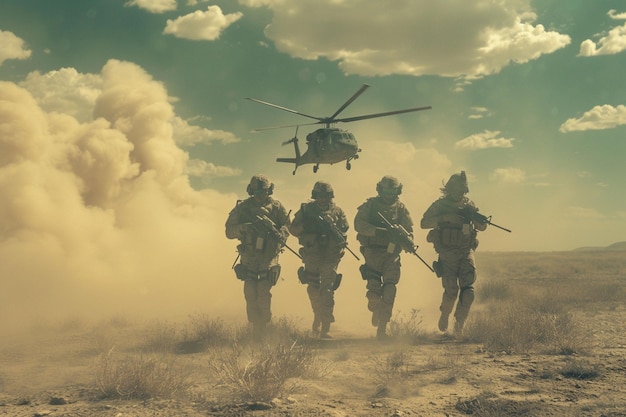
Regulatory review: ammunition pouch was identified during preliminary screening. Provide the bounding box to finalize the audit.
[333,274,342,291]
[234,264,281,286]
[359,264,382,282]
[432,260,443,278]
[297,266,320,285]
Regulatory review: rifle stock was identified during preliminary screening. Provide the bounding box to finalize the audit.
[316,214,360,260]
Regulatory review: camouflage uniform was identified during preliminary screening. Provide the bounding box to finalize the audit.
[420,171,487,336]
[354,176,413,339]
[289,182,348,338]
[225,175,291,338]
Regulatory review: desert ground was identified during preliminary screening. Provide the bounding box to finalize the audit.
[1,250,625,417]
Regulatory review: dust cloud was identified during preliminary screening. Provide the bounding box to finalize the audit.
[0,59,450,336]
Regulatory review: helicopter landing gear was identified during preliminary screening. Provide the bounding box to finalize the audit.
[346,161,351,170]
[313,164,319,173]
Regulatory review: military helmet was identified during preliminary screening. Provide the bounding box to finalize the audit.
[311,181,334,199]
[376,175,402,196]
[246,174,274,196]
[444,171,469,193]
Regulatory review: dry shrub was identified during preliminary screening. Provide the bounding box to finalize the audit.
[94,348,188,400]
[477,280,512,301]
[209,341,315,402]
[372,350,411,393]
[466,302,588,354]
[388,309,426,344]
[559,358,601,380]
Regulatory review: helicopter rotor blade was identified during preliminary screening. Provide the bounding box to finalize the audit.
[250,121,320,132]
[334,105,432,124]
[245,97,322,122]
[327,84,370,121]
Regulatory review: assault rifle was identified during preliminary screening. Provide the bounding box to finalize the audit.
[253,213,302,259]
[316,213,360,260]
[458,206,512,233]
[377,212,434,273]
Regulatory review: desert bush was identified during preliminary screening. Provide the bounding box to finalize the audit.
[465,302,588,354]
[388,309,426,344]
[372,350,411,389]
[477,280,512,301]
[142,320,179,353]
[94,348,189,400]
[209,341,315,402]
[559,358,601,380]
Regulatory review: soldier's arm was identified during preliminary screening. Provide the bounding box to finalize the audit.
[225,206,246,239]
[354,202,378,237]
[288,207,305,237]
[399,204,414,234]
[336,207,349,235]
[420,203,439,229]
[468,202,488,231]
[275,202,292,240]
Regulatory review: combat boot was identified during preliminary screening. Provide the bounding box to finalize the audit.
[376,321,388,340]
[252,322,266,342]
[319,322,332,339]
[371,310,380,327]
[454,319,465,339]
[438,312,449,332]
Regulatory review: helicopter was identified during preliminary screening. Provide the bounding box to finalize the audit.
[246,84,432,174]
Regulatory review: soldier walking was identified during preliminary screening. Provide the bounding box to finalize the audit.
[289,181,349,339]
[225,175,291,340]
[354,175,413,340]
[420,171,487,337]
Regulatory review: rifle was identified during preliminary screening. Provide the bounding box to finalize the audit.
[253,213,302,259]
[377,212,434,273]
[316,213,360,261]
[458,206,512,233]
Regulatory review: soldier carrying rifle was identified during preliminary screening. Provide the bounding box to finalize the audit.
[225,175,292,340]
[421,171,510,337]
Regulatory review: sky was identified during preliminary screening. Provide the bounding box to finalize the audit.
[1,0,625,327]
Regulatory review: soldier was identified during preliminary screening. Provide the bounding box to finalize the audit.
[289,181,349,339]
[354,175,413,340]
[420,171,487,337]
[225,175,291,340]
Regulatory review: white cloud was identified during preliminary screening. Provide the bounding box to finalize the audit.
[172,116,241,146]
[241,0,570,81]
[125,0,177,14]
[578,22,626,56]
[489,168,526,183]
[455,130,514,150]
[559,104,626,132]
[0,30,32,66]
[608,9,626,20]
[468,107,490,119]
[19,68,102,123]
[185,159,242,179]
[163,6,243,41]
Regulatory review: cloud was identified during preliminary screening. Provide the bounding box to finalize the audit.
[0,60,245,327]
[578,21,626,56]
[489,168,526,183]
[565,206,605,219]
[608,9,626,20]
[468,107,490,120]
[19,68,102,123]
[163,5,243,41]
[172,116,241,146]
[0,30,32,66]
[241,0,570,81]
[559,104,626,132]
[455,130,514,150]
[185,159,242,180]
[125,0,177,14]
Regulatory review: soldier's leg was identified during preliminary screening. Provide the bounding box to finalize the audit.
[243,279,259,324]
[362,249,385,327]
[438,254,461,332]
[379,255,401,324]
[256,276,273,325]
[318,263,338,338]
[306,281,321,332]
[366,278,383,326]
[453,253,477,334]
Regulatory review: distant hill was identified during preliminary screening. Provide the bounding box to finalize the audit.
[573,241,626,252]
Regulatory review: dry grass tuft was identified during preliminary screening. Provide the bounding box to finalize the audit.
[209,341,316,402]
[94,348,189,400]
[388,309,426,344]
